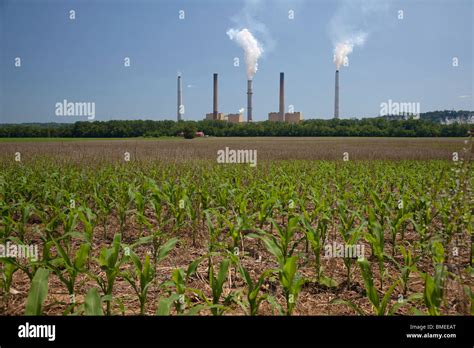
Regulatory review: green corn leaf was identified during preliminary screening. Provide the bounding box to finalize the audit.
[215,259,230,300]
[157,294,180,315]
[358,258,379,309]
[73,243,91,270]
[319,274,338,288]
[25,268,50,315]
[84,288,103,316]
[378,279,400,315]
[186,256,204,281]
[156,238,179,263]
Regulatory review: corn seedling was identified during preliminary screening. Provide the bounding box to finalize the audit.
[230,254,272,316]
[365,206,386,291]
[45,234,91,313]
[92,233,125,315]
[279,255,305,315]
[300,213,334,286]
[420,241,447,315]
[337,203,364,289]
[333,259,400,315]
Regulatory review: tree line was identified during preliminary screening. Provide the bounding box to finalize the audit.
[0,118,470,138]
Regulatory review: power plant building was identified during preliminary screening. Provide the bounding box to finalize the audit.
[269,112,303,123]
[203,72,300,123]
[206,112,226,121]
[268,112,284,122]
[284,112,303,124]
[268,72,303,123]
[227,113,244,123]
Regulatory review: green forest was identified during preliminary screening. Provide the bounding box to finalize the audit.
[0,115,471,138]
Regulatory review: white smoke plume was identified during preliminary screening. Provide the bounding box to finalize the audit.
[329,0,390,69]
[227,28,263,80]
[333,33,367,69]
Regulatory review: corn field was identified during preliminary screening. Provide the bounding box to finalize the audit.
[0,140,472,316]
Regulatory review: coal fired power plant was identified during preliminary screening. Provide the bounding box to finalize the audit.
[268,72,303,123]
[334,70,340,119]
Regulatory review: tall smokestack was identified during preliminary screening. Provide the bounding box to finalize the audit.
[213,73,218,120]
[177,75,183,121]
[279,72,285,117]
[247,80,253,122]
[334,70,339,119]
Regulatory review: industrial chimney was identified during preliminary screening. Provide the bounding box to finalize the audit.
[213,73,218,120]
[177,75,183,121]
[279,72,285,118]
[334,70,339,119]
[247,80,253,122]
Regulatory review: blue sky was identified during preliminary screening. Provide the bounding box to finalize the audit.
[0,0,472,123]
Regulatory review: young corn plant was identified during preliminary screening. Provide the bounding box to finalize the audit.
[158,256,208,315]
[185,195,200,247]
[387,200,411,256]
[128,185,150,237]
[420,240,447,315]
[180,256,233,316]
[122,253,153,315]
[206,257,232,315]
[300,214,336,287]
[301,201,329,252]
[253,216,302,267]
[13,201,35,242]
[137,228,179,290]
[44,234,91,313]
[204,209,226,253]
[256,193,278,228]
[122,237,178,315]
[230,254,272,316]
[147,180,165,227]
[332,258,400,315]
[114,183,132,235]
[410,197,437,245]
[92,233,125,315]
[279,255,305,316]
[158,269,188,315]
[92,183,113,240]
[77,207,96,246]
[395,245,419,296]
[223,214,248,252]
[369,189,390,228]
[337,203,365,289]
[162,182,188,233]
[365,206,385,291]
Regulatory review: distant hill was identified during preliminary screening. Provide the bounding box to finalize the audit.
[380,110,474,124]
